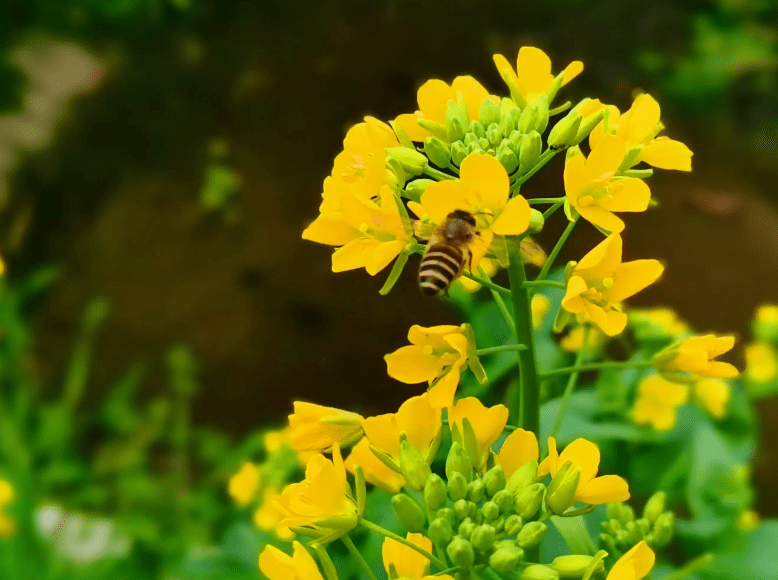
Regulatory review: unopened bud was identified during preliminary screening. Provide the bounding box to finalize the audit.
[643,491,666,525]
[517,521,547,549]
[448,472,468,502]
[399,439,431,491]
[458,517,475,540]
[464,133,478,146]
[493,515,505,532]
[446,442,473,482]
[386,147,427,177]
[453,499,469,521]
[469,120,486,139]
[451,142,469,166]
[506,460,539,498]
[446,100,468,143]
[652,512,674,547]
[547,112,582,150]
[479,99,501,127]
[404,179,433,203]
[428,517,453,547]
[392,494,425,533]
[504,514,523,535]
[467,500,478,519]
[519,95,549,134]
[509,131,525,155]
[470,524,496,553]
[424,137,451,168]
[500,108,521,137]
[493,489,515,514]
[482,501,500,522]
[571,107,605,146]
[490,546,524,573]
[625,521,643,544]
[484,465,507,496]
[424,473,448,513]
[529,209,544,234]
[599,533,617,554]
[515,483,545,519]
[487,124,503,149]
[519,131,542,169]
[478,137,490,151]
[466,479,486,504]
[497,148,519,173]
[546,461,580,515]
[552,555,604,578]
[447,536,475,568]
[435,507,455,527]
[521,564,559,580]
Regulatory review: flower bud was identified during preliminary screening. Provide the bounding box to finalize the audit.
[754,305,778,342]
[399,438,431,492]
[467,500,478,519]
[464,133,478,146]
[392,493,426,533]
[652,512,674,547]
[519,131,542,169]
[497,148,519,173]
[446,442,473,483]
[470,524,496,553]
[458,517,475,540]
[386,156,407,187]
[509,131,524,155]
[451,141,469,166]
[547,112,582,150]
[551,555,604,578]
[487,124,503,149]
[466,479,486,504]
[506,460,539,498]
[504,514,523,536]
[546,461,580,515]
[385,147,427,177]
[500,107,521,137]
[599,532,617,554]
[448,471,468,502]
[478,137,490,151]
[571,107,605,146]
[482,501,500,522]
[529,209,544,234]
[493,515,505,532]
[428,517,454,547]
[608,502,634,526]
[636,518,651,538]
[446,100,468,143]
[404,178,433,203]
[447,536,475,568]
[515,483,545,519]
[469,119,486,139]
[423,137,451,169]
[490,546,524,573]
[453,499,469,521]
[643,491,666,525]
[493,489,515,514]
[519,95,549,134]
[468,141,483,154]
[521,564,559,580]
[484,465,507,497]
[625,521,643,544]
[479,98,501,127]
[517,521,547,549]
[424,473,447,513]
[435,507,456,527]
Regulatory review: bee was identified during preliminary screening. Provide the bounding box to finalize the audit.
[418,209,482,296]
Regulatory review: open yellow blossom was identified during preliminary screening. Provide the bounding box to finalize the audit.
[228,462,261,507]
[0,481,13,538]
[562,234,664,336]
[657,334,738,380]
[394,76,498,142]
[303,186,410,276]
[345,437,406,493]
[539,437,630,504]
[496,428,539,479]
[383,533,452,580]
[694,378,731,419]
[493,47,583,106]
[448,397,509,471]
[633,375,689,431]
[260,542,324,580]
[417,153,531,271]
[384,325,481,409]
[288,402,364,453]
[254,488,295,540]
[745,342,778,383]
[606,541,655,580]
[361,393,442,464]
[590,94,692,172]
[275,444,359,537]
[565,135,651,233]
[532,294,551,330]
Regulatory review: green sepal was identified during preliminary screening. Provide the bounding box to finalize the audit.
[506,459,538,498]
[581,551,609,580]
[489,235,511,268]
[417,118,449,141]
[398,436,431,491]
[379,252,410,296]
[618,145,643,172]
[549,101,572,116]
[311,514,358,534]
[479,98,501,127]
[546,460,580,515]
[424,137,452,168]
[563,198,578,223]
[426,422,445,464]
[392,493,426,533]
[545,70,566,104]
[311,542,340,580]
[519,131,542,170]
[498,65,527,107]
[571,107,605,146]
[369,444,402,473]
[463,323,488,385]
[355,465,367,516]
[461,417,481,470]
[390,120,416,149]
[553,307,573,334]
[386,156,407,188]
[388,563,400,580]
[446,99,468,142]
[289,526,326,539]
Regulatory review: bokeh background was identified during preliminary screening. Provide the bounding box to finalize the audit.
[0,0,777,576]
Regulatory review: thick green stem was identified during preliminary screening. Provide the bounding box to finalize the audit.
[550,326,590,438]
[536,218,577,281]
[359,518,447,570]
[540,361,653,378]
[527,197,565,205]
[341,534,380,580]
[476,345,527,356]
[522,280,566,290]
[543,201,564,220]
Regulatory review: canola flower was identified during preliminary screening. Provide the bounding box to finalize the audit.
[606,541,655,580]
[288,402,364,453]
[254,488,295,540]
[448,397,509,471]
[560,325,605,352]
[531,294,551,330]
[745,342,778,383]
[345,437,406,493]
[694,378,731,420]
[0,480,14,538]
[383,533,452,580]
[654,334,738,381]
[228,462,261,507]
[259,541,325,580]
[493,46,583,106]
[495,428,539,478]
[633,375,689,431]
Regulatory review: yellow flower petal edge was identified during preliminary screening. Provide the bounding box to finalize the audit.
[496,428,539,478]
[448,397,509,471]
[259,541,325,580]
[655,334,739,381]
[288,402,364,453]
[228,462,261,507]
[606,541,655,580]
[493,46,583,105]
[382,533,432,579]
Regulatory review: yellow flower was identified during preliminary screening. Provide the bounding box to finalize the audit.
[606,541,655,580]
[228,462,261,507]
[302,186,411,276]
[539,437,630,504]
[737,509,760,531]
[532,294,551,330]
[493,47,583,105]
[275,444,359,537]
[590,94,693,172]
[259,542,324,580]
[382,533,451,580]
[416,153,531,271]
[496,428,539,479]
[394,76,498,142]
[694,378,731,419]
[745,342,778,383]
[361,393,442,464]
[657,334,738,380]
[448,397,509,471]
[755,304,778,324]
[561,234,664,336]
[564,135,651,233]
[345,437,406,493]
[254,487,295,540]
[384,325,479,408]
[288,402,364,453]
[633,375,689,431]
[0,481,14,538]
[559,325,605,352]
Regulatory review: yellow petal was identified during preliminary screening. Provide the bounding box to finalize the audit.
[576,205,625,234]
[639,375,690,406]
[383,533,432,579]
[302,213,358,246]
[599,178,651,212]
[538,437,559,477]
[428,366,461,409]
[712,335,736,357]
[564,153,586,201]
[576,234,622,279]
[634,397,678,431]
[577,475,630,504]
[588,105,621,149]
[345,437,405,493]
[619,94,661,146]
[289,402,364,453]
[608,541,655,580]
[470,228,493,273]
[585,134,626,182]
[394,113,430,142]
[408,324,464,347]
[449,398,509,466]
[259,545,295,580]
[561,61,584,86]
[493,53,519,86]
[452,76,493,120]
[497,429,540,479]
[362,414,401,460]
[385,345,441,384]
[695,379,731,419]
[608,260,664,302]
[562,275,589,314]
[332,239,367,272]
[228,462,261,506]
[516,47,553,101]
[460,153,510,211]
[557,438,600,485]
[396,394,443,454]
[293,542,325,580]
[420,181,473,225]
[417,79,453,125]
[591,306,628,337]
[491,195,531,236]
[639,137,693,171]
[366,240,404,275]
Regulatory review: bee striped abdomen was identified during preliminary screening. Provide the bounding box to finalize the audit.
[419,245,464,296]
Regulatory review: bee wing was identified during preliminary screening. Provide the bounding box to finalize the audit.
[520,237,547,268]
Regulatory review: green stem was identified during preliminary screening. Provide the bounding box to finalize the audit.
[536,218,577,281]
[543,201,564,220]
[522,280,566,290]
[620,168,653,179]
[506,246,541,434]
[462,271,511,295]
[659,553,714,580]
[446,163,461,175]
[359,518,447,570]
[511,149,559,189]
[479,266,516,339]
[341,534,380,580]
[550,326,590,438]
[540,361,653,378]
[433,567,462,576]
[476,345,527,356]
[527,197,565,205]
[423,165,456,181]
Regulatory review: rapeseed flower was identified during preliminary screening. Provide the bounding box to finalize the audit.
[259,542,325,580]
[532,294,551,330]
[654,334,738,381]
[254,487,295,540]
[540,437,630,504]
[694,378,731,419]
[493,47,583,106]
[448,397,509,471]
[561,234,664,336]
[745,342,778,383]
[564,135,651,233]
[633,375,689,431]
[606,541,655,580]
[288,401,364,453]
[228,462,261,507]
[394,76,498,142]
[345,437,406,493]
[496,428,539,479]
[0,481,13,537]
[590,94,692,172]
[383,533,452,580]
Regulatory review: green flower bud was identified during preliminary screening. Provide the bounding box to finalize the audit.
[625,521,643,544]
[386,156,407,187]
[519,95,549,134]
[504,514,523,536]
[392,494,426,533]
[448,471,468,502]
[446,100,468,143]
[482,501,500,522]
[447,536,475,568]
[652,512,674,547]
[466,479,486,504]
[424,473,447,513]
[497,148,518,173]
[487,125,503,149]
[519,131,542,169]
[509,131,525,155]
[517,521,547,549]
[464,133,479,146]
[478,137,490,151]
[521,564,559,580]
[435,507,456,527]
[424,137,451,168]
[643,491,666,525]
[529,209,544,234]
[386,147,427,177]
[615,529,628,544]
[493,489,514,514]
[428,517,454,547]
[546,461,580,515]
[490,546,524,573]
[547,112,582,150]
[618,503,635,526]
[619,145,642,171]
[551,555,604,578]
[493,515,505,532]
[599,532,617,554]
[467,500,478,519]
[500,107,521,137]
[514,483,545,519]
[468,141,483,154]
[479,98,501,127]
[603,518,622,535]
[506,460,539,498]
[637,518,652,537]
[451,141,469,166]
[484,465,507,497]
[470,524,496,553]
[399,439,431,491]
[446,442,473,483]
[404,178,433,203]
[458,517,475,540]
[453,499,469,521]
[469,120,486,139]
